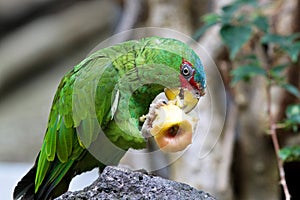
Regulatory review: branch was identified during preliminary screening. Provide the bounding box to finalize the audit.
[255,37,291,200]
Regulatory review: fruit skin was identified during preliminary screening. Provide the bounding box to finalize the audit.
[144,98,198,153]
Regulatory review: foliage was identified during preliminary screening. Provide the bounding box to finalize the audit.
[220,25,252,59]
[231,64,266,85]
[261,33,300,62]
[194,0,300,164]
[195,0,300,64]
[279,146,300,162]
[281,104,300,132]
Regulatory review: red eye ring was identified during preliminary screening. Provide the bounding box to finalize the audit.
[181,58,193,68]
[181,60,194,80]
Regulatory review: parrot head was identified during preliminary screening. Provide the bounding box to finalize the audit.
[142,37,206,152]
[138,37,206,109]
[164,57,206,113]
[179,58,206,97]
[146,57,205,151]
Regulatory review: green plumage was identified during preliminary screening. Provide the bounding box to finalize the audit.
[13,37,206,200]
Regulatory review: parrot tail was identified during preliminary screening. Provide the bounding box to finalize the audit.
[13,155,38,200]
[14,150,102,200]
[13,153,75,200]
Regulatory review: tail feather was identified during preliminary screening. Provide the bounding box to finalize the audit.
[13,150,101,200]
[36,159,74,200]
[13,155,76,200]
[13,162,37,200]
[37,151,101,199]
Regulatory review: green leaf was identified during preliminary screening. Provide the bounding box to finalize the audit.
[269,64,289,82]
[283,42,300,62]
[282,104,300,132]
[270,64,289,75]
[261,33,300,46]
[220,1,242,25]
[261,34,288,46]
[279,146,300,162]
[281,83,300,98]
[220,25,253,59]
[253,15,269,33]
[287,33,300,41]
[286,104,300,120]
[220,0,259,25]
[238,54,261,65]
[242,54,259,62]
[192,13,221,40]
[261,33,300,62]
[222,0,258,13]
[202,13,220,24]
[237,0,258,5]
[231,64,266,85]
[222,2,240,15]
[193,22,219,40]
[193,13,222,40]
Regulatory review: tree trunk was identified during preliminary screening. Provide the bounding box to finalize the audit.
[233,78,279,200]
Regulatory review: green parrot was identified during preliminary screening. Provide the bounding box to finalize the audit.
[13,36,206,200]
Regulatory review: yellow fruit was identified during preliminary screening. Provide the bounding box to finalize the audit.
[164,88,199,113]
[150,104,194,152]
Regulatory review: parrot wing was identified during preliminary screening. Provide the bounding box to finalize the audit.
[33,54,119,198]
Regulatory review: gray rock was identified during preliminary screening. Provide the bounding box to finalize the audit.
[56,166,215,200]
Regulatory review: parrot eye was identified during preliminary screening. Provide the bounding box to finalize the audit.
[181,64,193,79]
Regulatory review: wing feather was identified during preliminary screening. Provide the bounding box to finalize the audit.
[35,54,117,192]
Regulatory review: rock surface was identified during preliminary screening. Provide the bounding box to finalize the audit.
[56,166,215,200]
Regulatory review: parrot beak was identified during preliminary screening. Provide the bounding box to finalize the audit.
[164,88,199,113]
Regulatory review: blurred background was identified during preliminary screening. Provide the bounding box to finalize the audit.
[0,0,299,199]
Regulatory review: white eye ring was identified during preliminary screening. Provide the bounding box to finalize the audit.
[182,67,190,76]
[181,65,192,77]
